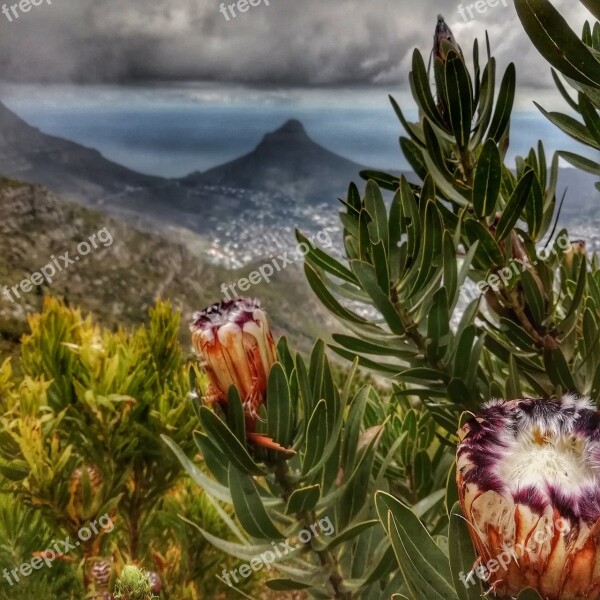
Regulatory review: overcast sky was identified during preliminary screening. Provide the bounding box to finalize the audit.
[0,0,588,90]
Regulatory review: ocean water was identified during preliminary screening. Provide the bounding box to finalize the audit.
[0,83,594,178]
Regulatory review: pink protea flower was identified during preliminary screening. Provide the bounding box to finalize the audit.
[191,298,289,452]
[457,395,600,599]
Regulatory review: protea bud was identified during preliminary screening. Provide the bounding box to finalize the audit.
[146,571,161,595]
[433,14,462,62]
[457,395,600,599]
[67,465,102,524]
[190,298,276,419]
[191,298,293,453]
[564,239,586,270]
[84,557,114,596]
[113,565,154,600]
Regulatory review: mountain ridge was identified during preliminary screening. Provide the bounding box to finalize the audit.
[0,101,164,204]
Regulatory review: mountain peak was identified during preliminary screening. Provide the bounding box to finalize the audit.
[260,119,311,145]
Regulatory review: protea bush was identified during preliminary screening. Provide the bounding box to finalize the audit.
[1,2,599,600]
[0,299,237,599]
[159,3,600,599]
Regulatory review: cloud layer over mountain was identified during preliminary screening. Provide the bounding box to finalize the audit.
[0,0,588,88]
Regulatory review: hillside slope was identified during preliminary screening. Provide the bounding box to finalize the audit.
[0,179,335,359]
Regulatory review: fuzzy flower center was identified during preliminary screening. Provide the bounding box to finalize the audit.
[497,428,593,491]
[459,395,600,522]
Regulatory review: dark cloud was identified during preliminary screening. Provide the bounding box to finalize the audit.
[0,0,589,87]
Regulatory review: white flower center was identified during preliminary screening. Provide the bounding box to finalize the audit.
[497,429,596,491]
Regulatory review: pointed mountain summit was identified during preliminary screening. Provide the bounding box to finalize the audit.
[184,119,364,201]
[259,118,311,144]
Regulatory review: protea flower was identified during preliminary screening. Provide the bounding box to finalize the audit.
[457,395,600,599]
[191,298,289,451]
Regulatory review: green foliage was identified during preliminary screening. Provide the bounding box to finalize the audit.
[0,299,233,598]
[165,337,442,598]
[515,0,600,186]
[298,13,600,600]
[298,25,600,442]
[0,495,79,599]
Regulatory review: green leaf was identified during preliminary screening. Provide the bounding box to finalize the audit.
[351,260,405,335]
[422,121,470,206]
[410,49,452,134]
[266,580,312,591]
[303,264,368,325]
[445,51,473,148]
[544,347,578,391]
[521,270,545,325]
[495,169,535,241]
[226,385,246,445]
[453,325,477,379]
[285,485,321,514]
[338,426,381,530]
[558,150,600,175]
[322,520,380,551]
[561,252,588,324]
[332,333,418,358]
[427,288,450,364]
[390,94,425,144]
[445,463,458,517]
[473,139,501,217]
[471,58,496,148]
[535,103,599,148]
[515,0,600,87]
[364,179,389,250]
[229,464,282,539]
[302,400,328,474]
[296,229,358,285]
[551,69,580,111]
[581,0,600,20]
[405,200,445,296]
[488,63,516,145]
[526,172,544,239]
[161,435,232,503]
[449,503,480,600]
[506,355,523,399]
[266,362,294,448]
[194,431,229,485]
[464,219,503,269]
[376,494,457,600]
[200,407,265,476]
[579,92,600,146]
[401,137,429,181]
[400,176,421,258]
[359,170,400,192]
